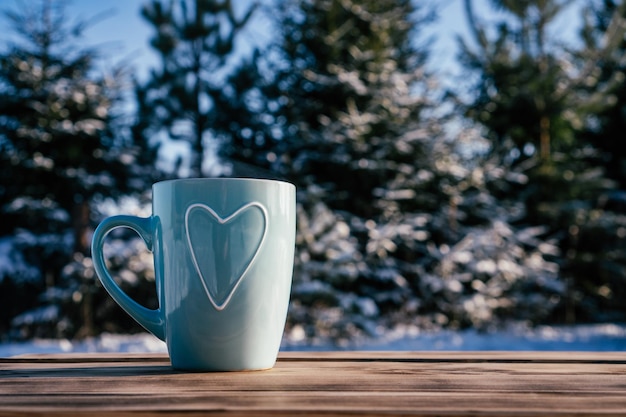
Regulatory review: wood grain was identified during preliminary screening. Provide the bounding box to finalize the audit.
[1,351,626,416]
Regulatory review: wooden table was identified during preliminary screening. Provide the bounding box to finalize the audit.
[1,351,626,416]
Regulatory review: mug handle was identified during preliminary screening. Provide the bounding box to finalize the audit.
[91,215,165,341]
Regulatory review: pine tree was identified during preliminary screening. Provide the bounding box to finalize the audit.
[0,0,145,338]
[270,0,442,219]
[135,0,256,178]
[558,0,626,323]
[458,0,615,224]
[213,50,283,177]
[0,0,136,252]
[253,0,473,343]
[457,0,626,325]
[459,0,575,166]
[578,0,626,188]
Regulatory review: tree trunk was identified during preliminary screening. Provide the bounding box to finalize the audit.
[540,116,550,161]
[73,200,91,255]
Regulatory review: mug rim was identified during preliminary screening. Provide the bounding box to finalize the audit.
[153,177,295,188]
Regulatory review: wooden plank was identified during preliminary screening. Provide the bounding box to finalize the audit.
[2,392,626,415]
[7,350,626,363]
[279,350,626,362]
[1,352,626,416]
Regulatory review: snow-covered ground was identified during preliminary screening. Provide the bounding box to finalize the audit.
[357,323,626,352]
[1,323,625,357]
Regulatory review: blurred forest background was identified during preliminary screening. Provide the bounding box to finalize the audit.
[1,0,626,348]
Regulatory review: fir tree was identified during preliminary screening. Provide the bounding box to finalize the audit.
[458,0,575,166]
[270,0,442,219]
[457,0,626,324]
[256,0,476,342]
[0,0,138,253]
[559,0,626,323]
[135,0,256,178]
[457,0,614,224]
[0,0,145,338]
[578,0,626,188]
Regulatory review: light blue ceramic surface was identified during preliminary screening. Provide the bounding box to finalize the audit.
[91,178,296,371]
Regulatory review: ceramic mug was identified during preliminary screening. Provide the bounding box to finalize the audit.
[91,178,296,371]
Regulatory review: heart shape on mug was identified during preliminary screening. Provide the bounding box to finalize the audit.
[185,202,268,311]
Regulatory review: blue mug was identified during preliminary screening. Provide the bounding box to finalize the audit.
[91,178,296,371]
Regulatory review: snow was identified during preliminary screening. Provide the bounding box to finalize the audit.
[356,323,626,352]
[1,324,625,357]
[11,305,60,327]
[0,236,40,284]
[0,333,167,357]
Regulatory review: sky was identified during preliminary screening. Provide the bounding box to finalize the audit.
[66,0,270,82]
